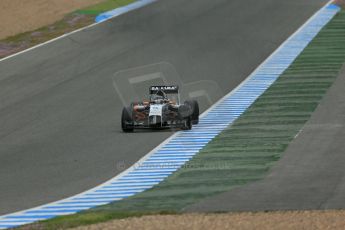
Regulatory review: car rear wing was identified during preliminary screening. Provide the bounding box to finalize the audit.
[149,86,179,94]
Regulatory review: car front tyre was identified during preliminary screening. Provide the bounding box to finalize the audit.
[182,116,192,130]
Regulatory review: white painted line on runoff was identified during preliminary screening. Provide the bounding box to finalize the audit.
[0,2,339,229]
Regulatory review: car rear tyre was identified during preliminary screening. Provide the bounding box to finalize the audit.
[121,106,134,132]
[178,104,191,119]
[185,100,199,124]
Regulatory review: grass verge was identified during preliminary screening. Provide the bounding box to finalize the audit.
[0,0,134,59]
[18,211,176,230]
[16,6,345,230]
[76,0,135,15]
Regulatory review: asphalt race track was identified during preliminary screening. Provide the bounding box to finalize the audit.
[0,0,328,215]
[187,65,345,212]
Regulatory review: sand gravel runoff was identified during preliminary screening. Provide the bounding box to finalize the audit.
[0,0,104,39]
[70,211,345,230]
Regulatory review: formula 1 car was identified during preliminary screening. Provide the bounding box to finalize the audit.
[121,86,199,132]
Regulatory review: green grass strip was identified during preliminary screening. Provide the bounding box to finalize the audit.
[76,0,136,15]
[29,8,345,230]
[23,211,176,230]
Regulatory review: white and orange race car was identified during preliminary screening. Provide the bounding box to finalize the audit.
[121,86,199,132]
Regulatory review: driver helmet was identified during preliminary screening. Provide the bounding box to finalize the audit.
[152,90,167,104]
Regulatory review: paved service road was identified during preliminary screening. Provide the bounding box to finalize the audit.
[187,65,345,212]
[0,0,328,215]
